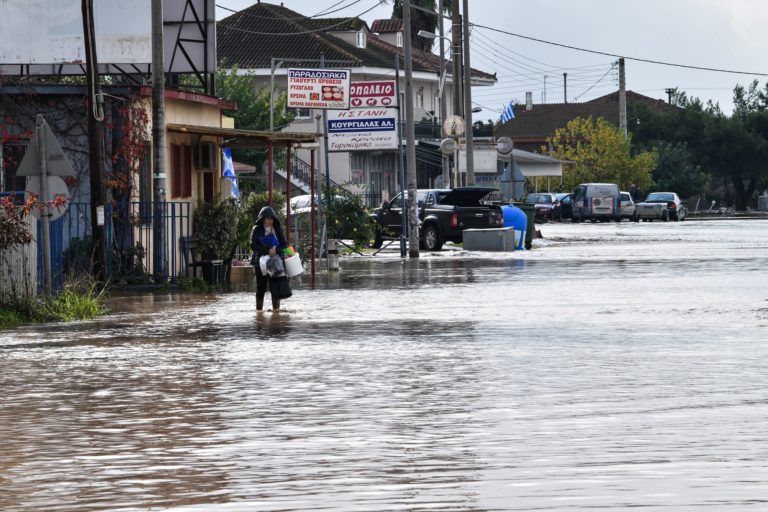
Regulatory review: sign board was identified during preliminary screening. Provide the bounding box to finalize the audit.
[287,68,351,110]
[350,80,397,108]
[17,119,76,178]
[0,0,151,65]
[327,108,398,152]
[458,148,499,174]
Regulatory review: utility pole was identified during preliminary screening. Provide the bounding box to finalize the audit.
[665,87,675,104]
[403,0,419,258]
[438,0,449,187]
[461,0,474,186]
[151,0,168,280]
[618,57,627,138]
[451,0,462,118]
[82,0,106,282]
[36,116,52,294]
[563,72,568,103]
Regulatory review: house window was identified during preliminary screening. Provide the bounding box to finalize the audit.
[356,31,367,48]
[0,142,27,192]
[396,32,403,47]
[170,144,193,198]
[416,93,424,109]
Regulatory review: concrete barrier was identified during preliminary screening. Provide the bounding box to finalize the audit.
[463,227,518,251]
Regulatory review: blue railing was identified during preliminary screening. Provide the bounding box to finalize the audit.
[1,195,191,292]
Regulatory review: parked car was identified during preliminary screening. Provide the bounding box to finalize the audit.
[555,192,572,221]
[634,192,687,222]
[619,191,635,220]
[370,188,503,251]
[571,183,622,222]
[524,192,559,222]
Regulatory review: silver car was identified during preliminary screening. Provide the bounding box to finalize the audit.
[634,192,687,222]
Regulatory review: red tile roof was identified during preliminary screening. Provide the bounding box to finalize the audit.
[496,91,674,140]
[217,3,495,82]
[371,19,404,33]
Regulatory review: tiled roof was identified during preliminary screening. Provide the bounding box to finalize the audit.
[217,3,495,82]
[371,19,404,33]
[495,91,674,139]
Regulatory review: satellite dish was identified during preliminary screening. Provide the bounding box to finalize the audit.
[496,136,514,155]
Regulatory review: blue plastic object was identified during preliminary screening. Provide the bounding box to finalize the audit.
[501,204,527,250]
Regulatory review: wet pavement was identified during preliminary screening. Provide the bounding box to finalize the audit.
[1,218,768,511]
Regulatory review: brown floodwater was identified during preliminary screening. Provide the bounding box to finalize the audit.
[1,219,768,511]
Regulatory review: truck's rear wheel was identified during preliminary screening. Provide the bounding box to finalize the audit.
[423,225,443,251]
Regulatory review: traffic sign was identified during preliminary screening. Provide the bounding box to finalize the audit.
[496,136,514,155]
[16,116,76,177]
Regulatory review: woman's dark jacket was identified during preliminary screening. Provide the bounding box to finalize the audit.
[250,206,287,261]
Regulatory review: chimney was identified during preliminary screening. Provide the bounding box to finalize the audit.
[525,92,533,111]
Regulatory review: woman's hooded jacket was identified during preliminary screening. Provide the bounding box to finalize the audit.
[250,206,287,259]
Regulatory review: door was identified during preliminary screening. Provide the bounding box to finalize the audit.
[379,192,404,235]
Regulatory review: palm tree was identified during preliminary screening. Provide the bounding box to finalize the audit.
[390,0,451,52]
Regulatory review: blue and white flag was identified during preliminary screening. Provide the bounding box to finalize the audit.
[499,100,515,124]
[222,147,239,199]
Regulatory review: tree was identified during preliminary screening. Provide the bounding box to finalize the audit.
[214,66,296,168]
[651,141,710,199]
[548,116,657,192]
[391,0,450,52]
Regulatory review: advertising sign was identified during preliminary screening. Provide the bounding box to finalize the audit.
[350,80,397,108]
[287,68,351,110]
[0,0,151,65]
[327,108,399,152]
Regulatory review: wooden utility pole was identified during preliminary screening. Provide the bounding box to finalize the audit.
[403,0,419,258]
[152,0,168,279]
[82,0,106,282]
[563,72,568,103]
[618,57,627,138]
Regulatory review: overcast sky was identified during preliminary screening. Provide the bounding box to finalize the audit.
[217,0,768,119]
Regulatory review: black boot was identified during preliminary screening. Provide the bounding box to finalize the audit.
[271,296,280,311]
[256,295,264,311]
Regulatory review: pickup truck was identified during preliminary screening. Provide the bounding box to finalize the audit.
[369,188,504,251]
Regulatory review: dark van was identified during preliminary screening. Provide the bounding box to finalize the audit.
[571,183,621,222]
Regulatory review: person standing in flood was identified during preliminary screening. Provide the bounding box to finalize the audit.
[250,206,288,312]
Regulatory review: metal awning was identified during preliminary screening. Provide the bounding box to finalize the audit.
[499,149,570,178]
[166,124,318,147]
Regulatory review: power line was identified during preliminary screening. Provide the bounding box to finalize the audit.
[574,61,618,101]
[215,0,364,20]
[471,23,768,77]
[216,1,381,36]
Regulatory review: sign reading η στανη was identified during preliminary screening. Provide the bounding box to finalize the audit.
[327,108,399,151]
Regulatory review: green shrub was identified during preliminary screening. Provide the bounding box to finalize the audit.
[193,197,239,260]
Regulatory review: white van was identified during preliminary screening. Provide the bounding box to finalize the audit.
[571,183,621,222]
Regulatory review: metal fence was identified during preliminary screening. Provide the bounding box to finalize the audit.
[1,196,191,293]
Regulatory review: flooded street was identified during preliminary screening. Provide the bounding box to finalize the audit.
[2,218,768,511]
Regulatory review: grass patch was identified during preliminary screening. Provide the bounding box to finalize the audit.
[0,277,108,329]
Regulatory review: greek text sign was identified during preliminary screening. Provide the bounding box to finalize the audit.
[287,68,351,110]
[327,108,399,151]
[350,80,397,107]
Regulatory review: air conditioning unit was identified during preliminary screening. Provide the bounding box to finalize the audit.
[195,141,215,170]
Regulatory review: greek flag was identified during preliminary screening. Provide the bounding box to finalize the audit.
[499,100,515,123]
[222,147,239,199]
